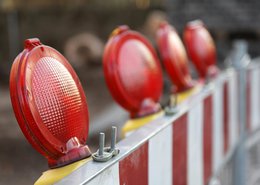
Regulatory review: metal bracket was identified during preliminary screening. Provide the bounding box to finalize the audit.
[92,126,120,162]
[164,94,178,116]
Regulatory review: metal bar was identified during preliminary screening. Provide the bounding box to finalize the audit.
[231,40,250,185]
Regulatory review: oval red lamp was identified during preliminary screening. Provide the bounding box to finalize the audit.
[157,22,194,93]
[103,25,163,118]
[10,38,91,168]
[183,20,219,78]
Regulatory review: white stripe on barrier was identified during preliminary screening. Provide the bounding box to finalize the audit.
[250,68,260,130]
[228,71,239,148]
[188,101,204,185]
[88,163,120,185]
[212,77,224,172]
[149,125,173,185]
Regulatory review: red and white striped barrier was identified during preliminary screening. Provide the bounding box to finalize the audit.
[54,63,260,185]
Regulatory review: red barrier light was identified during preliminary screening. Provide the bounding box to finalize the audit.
[157,22,194,93]
[103,26,163,118]
[10,38,91,168]
[184,20,219,78]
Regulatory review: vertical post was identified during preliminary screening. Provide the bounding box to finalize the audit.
[230,40,250,185]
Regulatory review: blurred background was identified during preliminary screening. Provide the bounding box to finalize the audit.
[1,0,260,184]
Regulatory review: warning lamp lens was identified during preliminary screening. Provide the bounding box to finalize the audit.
[103,26,163,118]
[31,57,87,144]
[157,22,194,93]
[10,38,91,168]
[184,20,218,78]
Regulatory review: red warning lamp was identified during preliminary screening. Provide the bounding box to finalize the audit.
[103,25,163,118]
[10,38,91,168]
[157,22,194,93]
[184,20,219,78]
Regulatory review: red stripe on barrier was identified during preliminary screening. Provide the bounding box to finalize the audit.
[119,142,148,185]
[203,95,213,183]
[246,70,251,132]
[173,114,187,185]
[223,81,229,154]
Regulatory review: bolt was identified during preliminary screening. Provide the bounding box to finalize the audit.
[173,94,178,107]
[168,94,177,108]
[111,126,117,151]
[98,132,105,156]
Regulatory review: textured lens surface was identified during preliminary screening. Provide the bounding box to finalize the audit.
[31,57,87,144]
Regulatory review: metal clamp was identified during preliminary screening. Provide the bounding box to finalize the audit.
[164,94,178,116]
[92,126,120,162]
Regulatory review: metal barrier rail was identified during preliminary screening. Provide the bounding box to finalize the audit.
[54,66,248,185]
[209,61,260,185]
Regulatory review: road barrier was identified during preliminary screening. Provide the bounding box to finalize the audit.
[53,61,260,185]
[8,20,260,185]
